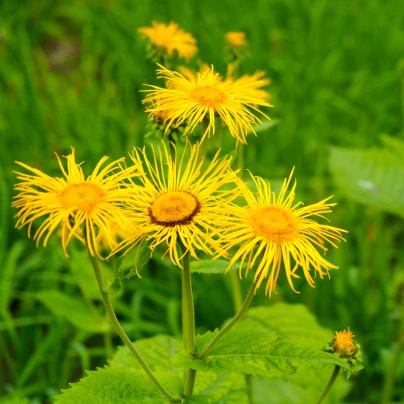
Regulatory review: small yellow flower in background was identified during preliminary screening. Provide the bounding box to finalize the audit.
[13,149,141,257]
[220,168,347,296]
[325,326,363,377]
[225,32,247,48]
[138,21,197,61]
[112,142,240,268]
[143,65,272,145]
[332,327,356,357]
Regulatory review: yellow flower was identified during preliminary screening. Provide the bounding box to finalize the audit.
[13,149,140,257]
[143,65,272,145]
[112,142,239,268]
[138,21,197,61]
[332,327,356,357]
[221,169,347,295]
[226,67,271,102]
[225,32,247,48]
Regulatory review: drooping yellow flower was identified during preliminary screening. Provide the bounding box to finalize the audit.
[13,149,141,257]
[225,32,247,48]
[112,142,239,268]
[138,21,197,61]
[143,65,272,145]
[332,327,356,357]
[221,169,347,295]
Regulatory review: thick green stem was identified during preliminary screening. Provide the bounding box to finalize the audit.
[86,247,181,403]
[195,281,256,359]
[237,143,245,179]
[181,246,197,397]
[316,366,340,404]
[230,271,243,311]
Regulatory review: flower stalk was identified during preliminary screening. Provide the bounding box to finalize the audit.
[316,365,340,404]
[195,280,256,359]
[181,245,197,397]
[86,243,181,403]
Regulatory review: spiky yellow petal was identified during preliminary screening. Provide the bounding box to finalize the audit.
[13,149,141,257]
[220,168,347,295]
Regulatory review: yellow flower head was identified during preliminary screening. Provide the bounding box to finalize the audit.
[225,32,247,48]
[221,169,347,296]
[332,327,356,357]
[143,65,272,145]
[138,21,197,61]
[112,142,240,268]
[13,149,140,257]
[226,67,271,102]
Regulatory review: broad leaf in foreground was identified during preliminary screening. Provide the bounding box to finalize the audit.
[57,335,248,403]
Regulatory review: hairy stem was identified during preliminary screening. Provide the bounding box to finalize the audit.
[195,281,256,359]
[86,247,181,403]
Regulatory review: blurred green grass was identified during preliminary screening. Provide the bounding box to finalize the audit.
[1,0,403,402]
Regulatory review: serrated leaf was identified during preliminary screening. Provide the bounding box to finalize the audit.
[252,366,351,404]
[55,367,182,404]
[109,335,182,373]
[175,328,348,379]
[35,290,109,333]
[60,335,248,403]
[243,304,333,350]
[329,138,404,218]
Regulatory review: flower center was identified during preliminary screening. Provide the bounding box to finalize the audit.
[149,191,200,226]
[333,329,355,354]
[59,183,105,212]
[248,206,298,243]
[189,86,227,109]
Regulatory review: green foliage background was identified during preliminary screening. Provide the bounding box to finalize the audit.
[1,0,403,402]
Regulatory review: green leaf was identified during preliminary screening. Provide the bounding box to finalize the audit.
[0,398,30,404]
[329,136,404,218]
[55,367,182,404]
[102,277,122,294]
[35,290,109,333]
[175,328,348,379]
[243,303,333,350]
[109,335,182,373]
[125,239,151,279]
[174,304,349,379]
[59,335,248,403]
[252,366,351,404]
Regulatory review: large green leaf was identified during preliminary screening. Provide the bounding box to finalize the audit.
[58,335,248,403]
[175,328,348,379]
[55,367,182,404]
[109,335,182,373]
[329,136,404,217]
[35,290,109,333]
[244,303,333,350]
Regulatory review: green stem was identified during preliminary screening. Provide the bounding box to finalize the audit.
[237,143,245,179]
[86,247,181,403]
[230,271,243,311]
[195,281,256,359]
[316,366,340,404]
[181,246,197,398]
